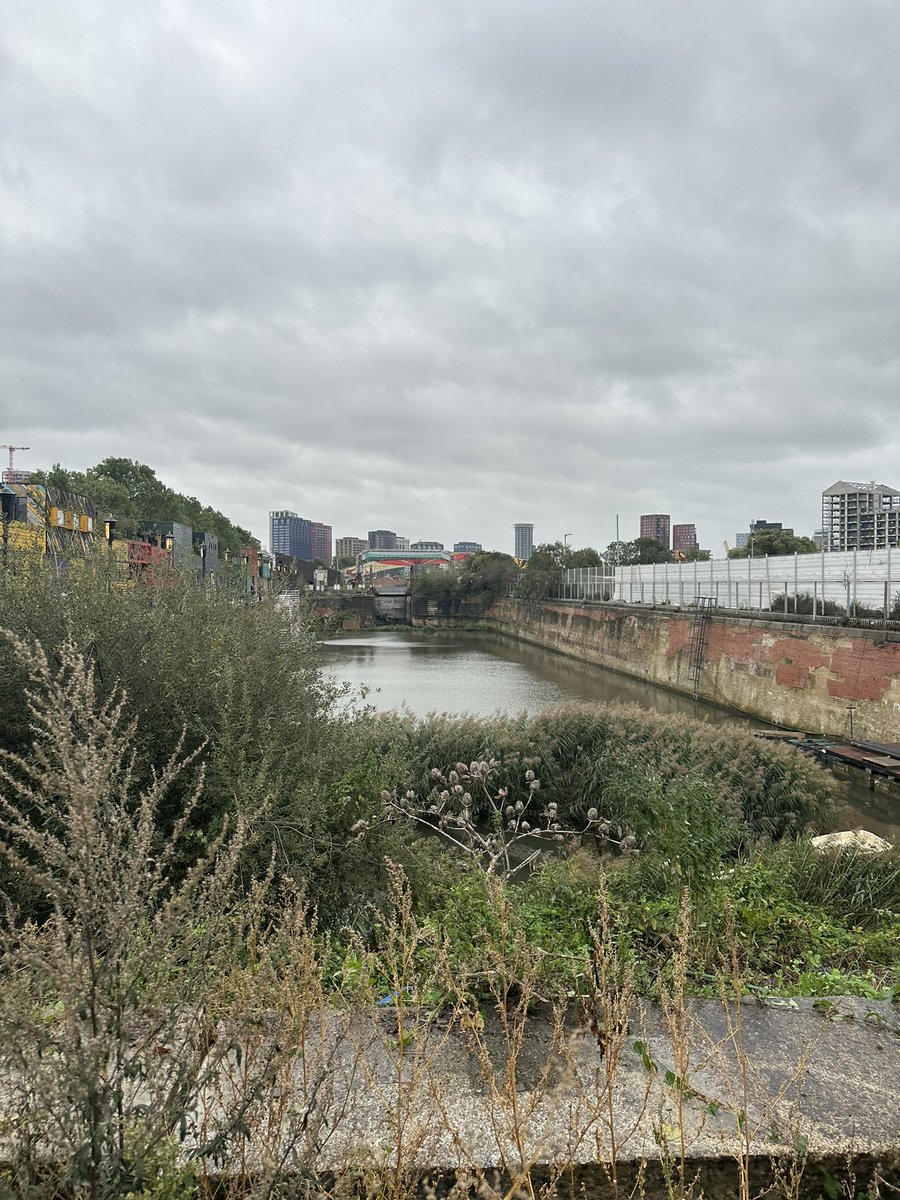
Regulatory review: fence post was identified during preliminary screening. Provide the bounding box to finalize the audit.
[794,552,799,614]
[813,580,818,619]
[821,545,826,614]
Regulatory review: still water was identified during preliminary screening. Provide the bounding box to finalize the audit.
[319,630,899,839]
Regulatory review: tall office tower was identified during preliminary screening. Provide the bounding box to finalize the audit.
[822,482,900,551]
[514,523,534,562]
[270,510,313,559]
[336,536,369,558]
[311,522,333,562]
[672,523,698,553]
[640,513,671,549]
[368,529,397,550]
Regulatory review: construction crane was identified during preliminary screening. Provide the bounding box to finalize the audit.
[1,445,29,485]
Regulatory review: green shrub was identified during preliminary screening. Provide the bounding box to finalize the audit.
[0,560,411,925]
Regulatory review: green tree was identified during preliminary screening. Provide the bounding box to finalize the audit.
[728,530,818,558]
[514,542,566,600]
[32,458,254,557]
[604,538,674,565]
[514,543,607,600]
[412,551,518,607]
[567,547,602,568]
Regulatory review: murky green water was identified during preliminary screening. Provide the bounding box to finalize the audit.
[319,629,899,839]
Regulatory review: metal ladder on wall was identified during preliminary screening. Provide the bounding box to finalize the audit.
[687,596,717,700]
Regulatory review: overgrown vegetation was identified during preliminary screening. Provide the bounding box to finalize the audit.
[0,555,410,925]
[0,562,897,1196]
[769,589,900,619]
[359,704,837,841]
[411,550,519,609]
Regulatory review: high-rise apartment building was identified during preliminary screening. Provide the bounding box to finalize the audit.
[368,529,397,550]
[336,536,369,559]
[395,536,410,551]
[454,541,482,554]
[640,514,670,549]
[311,522,332,563]
[672,524,698,553]
[822,481,900,551]
[514,523,534,562]
[270,510,313,560]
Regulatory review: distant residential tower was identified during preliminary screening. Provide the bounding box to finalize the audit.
[514,523,534,562]
[270,511,313,560]
[311,522,333,563]
[640,514,670,549]
[336,536,369,559]
[672,524,698,553]
[822,482,900,551]
[368,529,398,551]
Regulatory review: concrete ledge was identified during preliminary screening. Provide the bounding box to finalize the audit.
[191,997,898,1188]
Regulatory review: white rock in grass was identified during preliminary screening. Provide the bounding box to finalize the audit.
[810,829,892,854]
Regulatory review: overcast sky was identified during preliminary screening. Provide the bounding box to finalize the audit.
[3,0,899,555]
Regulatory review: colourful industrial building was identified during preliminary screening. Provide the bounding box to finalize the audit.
[1,481,96,565]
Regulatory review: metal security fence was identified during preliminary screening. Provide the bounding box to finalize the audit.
[550,566,615,601]
[612,549,899,618]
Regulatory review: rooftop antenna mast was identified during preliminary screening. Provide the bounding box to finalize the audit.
[0,445,29,485]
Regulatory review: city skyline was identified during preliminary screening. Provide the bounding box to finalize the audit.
[4,2,899,556]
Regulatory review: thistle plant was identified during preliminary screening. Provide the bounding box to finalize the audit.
[353,759,639,880]
[0,632,275,1199]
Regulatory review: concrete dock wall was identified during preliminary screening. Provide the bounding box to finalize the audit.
[486,599,900,741]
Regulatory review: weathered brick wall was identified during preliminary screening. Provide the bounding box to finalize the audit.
[311,593,376,630]
[486,599,900,740]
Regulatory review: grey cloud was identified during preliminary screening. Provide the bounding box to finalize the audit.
[2,0,900,554]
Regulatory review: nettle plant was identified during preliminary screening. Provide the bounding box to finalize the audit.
[354,758,639,880]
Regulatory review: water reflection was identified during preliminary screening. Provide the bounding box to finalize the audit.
[319,630,899,838]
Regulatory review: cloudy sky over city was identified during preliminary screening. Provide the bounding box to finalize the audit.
[3,0,899,554]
